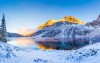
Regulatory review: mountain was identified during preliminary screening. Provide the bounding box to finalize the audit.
[30,16,91,38]
[37,19,56,29]
[86,15,100,38]
[7,32,23,37]
[30,15,100,44]
[37,16,85,29]
[86,15,100,27]
[87,27,100,37]
[58,16,85,24]
[33,22,90,37]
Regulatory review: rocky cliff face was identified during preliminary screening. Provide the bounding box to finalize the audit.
[86,15,100,27]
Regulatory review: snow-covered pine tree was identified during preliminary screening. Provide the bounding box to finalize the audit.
[0,13,7,42]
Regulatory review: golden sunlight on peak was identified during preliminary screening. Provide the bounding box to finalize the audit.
[58,16,85,24]
[37,16,85,29]
[17,28,35,36]
[37,19,56,29]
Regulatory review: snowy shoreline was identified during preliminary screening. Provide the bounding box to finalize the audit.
[0,42,100,63]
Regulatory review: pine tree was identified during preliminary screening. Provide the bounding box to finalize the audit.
[1,13,7,42]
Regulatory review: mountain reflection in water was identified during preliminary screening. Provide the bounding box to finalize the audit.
[8,37,90,50]
[35,38,90,50]
[8,37,37,48]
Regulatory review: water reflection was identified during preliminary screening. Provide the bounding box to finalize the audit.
[8,37,38,48]
[36,38,90,50]
[7,37,90,50]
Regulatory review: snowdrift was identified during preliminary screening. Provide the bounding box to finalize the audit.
[0,42,100,63]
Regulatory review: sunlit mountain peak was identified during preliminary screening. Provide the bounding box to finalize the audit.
[58,16,85,24]
[37,19,56,29]
[37,16,85,29]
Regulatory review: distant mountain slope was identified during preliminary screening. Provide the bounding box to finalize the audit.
[86,15,100,38]
[7,32,23,37]
[86,15,100,27]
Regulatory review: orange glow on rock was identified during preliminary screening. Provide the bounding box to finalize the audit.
[58,16,85,24]
[37,19,56,29]
[37,16,85,29]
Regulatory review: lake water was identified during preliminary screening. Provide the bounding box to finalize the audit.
[7,37,39,49]
[7,37,89,50]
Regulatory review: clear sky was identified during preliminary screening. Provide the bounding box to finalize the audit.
[0,0,100,33]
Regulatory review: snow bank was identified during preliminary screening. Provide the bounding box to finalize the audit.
[0,42,100,63]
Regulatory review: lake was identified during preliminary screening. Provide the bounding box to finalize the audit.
[7,37,39,49]
[7,37,90,50]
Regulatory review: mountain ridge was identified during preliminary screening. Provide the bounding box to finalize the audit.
[37,19,56,29]
[29,15,100,38]
[58,16,85,24]
[37,16,85,29]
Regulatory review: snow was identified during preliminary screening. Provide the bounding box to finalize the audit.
[87,27,100,37]
[0,42,100,63]
[33,22,93,38]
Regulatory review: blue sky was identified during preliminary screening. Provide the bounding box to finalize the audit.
[0,0,100,33]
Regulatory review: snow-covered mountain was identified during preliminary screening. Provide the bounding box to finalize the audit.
[86,15,100,38]
[86,15,100,27]
[33,22,92,38]
[0,41,100,63]
[37,16,85,29]
[30,16,92,38]
[28,15,100,50]
[37,19,56,29]
[30,15,100,39]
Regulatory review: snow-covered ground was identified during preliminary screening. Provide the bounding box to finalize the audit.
[0,42,100,63]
